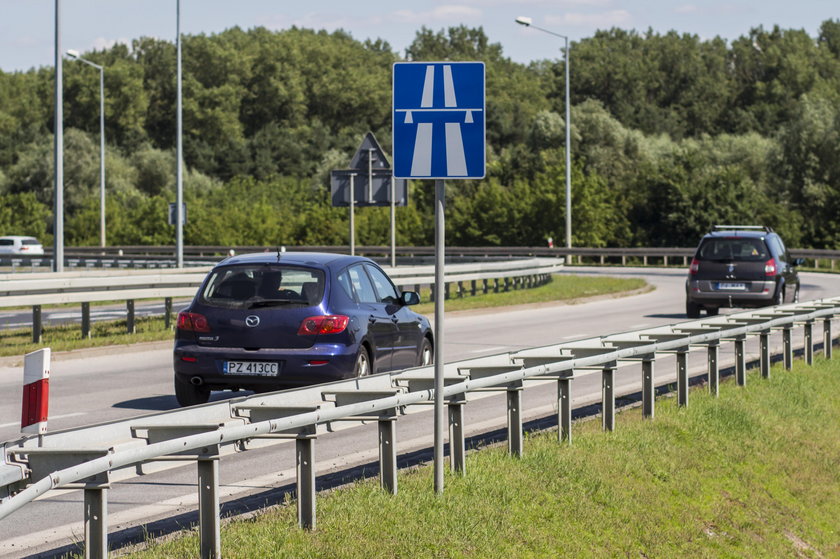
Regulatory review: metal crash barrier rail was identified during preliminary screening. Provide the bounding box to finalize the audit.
[0,258,562,341]
[0,297,838,558]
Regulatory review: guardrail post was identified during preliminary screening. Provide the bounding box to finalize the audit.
[760,330,771,379]
[448,395,466,474]
[707,341,719,397]
[824,318,833,359]
[507,382,524,457]
[32,305,42,343]
[493,278,499,293]
[504,277,511,292]
[677,348,689,407]
[84,487,108,559]
[444,282,451,300]
[197,456,221,559]
[165,297,173,329]
[602,362,617,431]
[804,320,814,365]
[783,326,793,370]
[482,279,489,294]
[457,281,464,298]
[126,300,135,334]
[81,302,91,339]
[470,280,477,296]
[297,436,316,530]
[558,376,572,442]
[735,335,746,387]
[642,355,655,418]
[379,415,398,495]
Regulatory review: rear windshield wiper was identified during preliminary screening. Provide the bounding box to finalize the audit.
[248,298,299,309]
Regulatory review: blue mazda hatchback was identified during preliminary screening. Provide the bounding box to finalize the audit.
[173,252,433,406]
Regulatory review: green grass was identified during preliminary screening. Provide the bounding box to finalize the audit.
[0,275,646,358]
[412,274,649,315]
[123,357,840,558]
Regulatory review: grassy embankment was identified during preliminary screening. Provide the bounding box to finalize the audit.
[0,275,647,358]
[122,356,840,558]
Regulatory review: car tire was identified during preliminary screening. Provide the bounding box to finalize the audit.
[705,306,719,316]
[419,338,433,366]
[354,346,371,377]
[686,300,701,319]
[174,376,211,407]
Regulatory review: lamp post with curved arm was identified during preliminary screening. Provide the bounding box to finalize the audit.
[66,49,106,248]
[516,16,573,248]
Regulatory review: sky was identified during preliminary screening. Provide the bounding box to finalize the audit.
[0,0,837,73]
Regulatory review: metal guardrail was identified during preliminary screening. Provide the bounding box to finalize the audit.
[2,245,839,271]
[0,258,562,341]
[1,297,838,557]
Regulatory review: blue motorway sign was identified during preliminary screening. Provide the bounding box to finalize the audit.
[393,62,485,179]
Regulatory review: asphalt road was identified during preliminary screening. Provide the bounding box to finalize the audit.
[1,267,839,557]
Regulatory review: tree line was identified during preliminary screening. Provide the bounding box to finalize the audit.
[1,21,839,249]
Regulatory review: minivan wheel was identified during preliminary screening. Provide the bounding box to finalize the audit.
[174,376,211,407]
[354,347,371,377]
[686,300,701,319]
[419,338,433,366]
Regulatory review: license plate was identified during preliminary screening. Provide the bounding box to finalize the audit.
[717,282,746,290]
[223,361,279,376]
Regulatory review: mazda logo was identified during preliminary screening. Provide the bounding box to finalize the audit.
[245,315,260,327]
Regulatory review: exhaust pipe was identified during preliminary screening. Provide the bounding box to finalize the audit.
[190,376,204,386]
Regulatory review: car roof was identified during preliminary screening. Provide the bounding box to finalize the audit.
[0,236,39,241]
[703,230,771,239]
[215,251,372,269]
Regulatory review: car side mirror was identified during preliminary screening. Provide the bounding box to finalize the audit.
[400,291,420,306]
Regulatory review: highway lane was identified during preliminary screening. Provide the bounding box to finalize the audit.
[1,267,839,556]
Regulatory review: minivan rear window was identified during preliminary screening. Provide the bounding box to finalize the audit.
[698,238,768,262]
[199,265,325,309]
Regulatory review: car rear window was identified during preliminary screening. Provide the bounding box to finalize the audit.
[697,238,768,262]
[21,238,40,246]
[199,264,325,309]
[0,239,13,246]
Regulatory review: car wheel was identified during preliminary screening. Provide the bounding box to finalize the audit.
[174,376,211,407]
[705,306,719,316]
[354,346,371,377]
[419,338,433,366]
[686,300,701,319]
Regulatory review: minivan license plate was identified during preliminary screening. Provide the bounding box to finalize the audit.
[717,282,746,290]
[224,361,279,376]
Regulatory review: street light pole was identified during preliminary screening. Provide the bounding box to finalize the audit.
[66,50,106,248]
[515,16,573,248]
[54,0,64,272]
[176,0,184,268]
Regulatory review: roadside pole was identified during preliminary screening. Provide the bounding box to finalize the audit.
[433,179,445,493]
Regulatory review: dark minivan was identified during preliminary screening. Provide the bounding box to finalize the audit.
[685,225,803,318]
[173,252,433,406]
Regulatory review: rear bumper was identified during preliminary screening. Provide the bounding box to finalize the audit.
[173,342,358,389]
[686,279,777,308]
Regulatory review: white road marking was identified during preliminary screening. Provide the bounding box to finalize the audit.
[0,412,85,429]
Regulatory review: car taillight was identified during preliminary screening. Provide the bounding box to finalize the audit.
[689,258,700,275]
[764,259,777,276]
[297,315,349,335]
[177,311,210,333]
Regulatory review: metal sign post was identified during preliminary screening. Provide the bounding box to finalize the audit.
[330,133,407,257]
[393,61,485,494]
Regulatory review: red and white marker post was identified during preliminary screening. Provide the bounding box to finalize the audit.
[21,348,50,434]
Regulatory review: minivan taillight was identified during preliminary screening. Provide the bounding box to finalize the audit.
[689,258,700,275]
[764,259,777,276]
[177,311,210,333]
[297,315,349,335]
